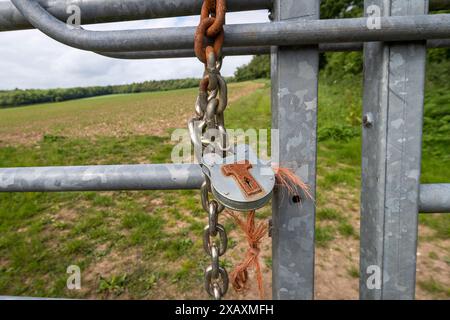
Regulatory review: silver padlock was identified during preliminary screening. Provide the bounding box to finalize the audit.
[202,145,275,211]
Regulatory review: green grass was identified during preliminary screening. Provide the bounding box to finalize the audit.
[419,214,450,239]
[338,222,358,238]
[315,226,336,247]
[98,274,128,296]
[0,68,448,299]
[418,278,450,298]
[0,88,194,125]
[347,266,360,279]
[317,208,342,221]
[429,251,439,260]
[227,81,272,131]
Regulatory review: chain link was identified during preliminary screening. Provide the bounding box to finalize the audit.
[201,179,228,299]
[190,0,229,300]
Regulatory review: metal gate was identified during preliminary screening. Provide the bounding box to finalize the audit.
[0,0,450,300]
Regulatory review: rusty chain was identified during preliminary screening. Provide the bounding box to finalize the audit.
[189,0,229,300]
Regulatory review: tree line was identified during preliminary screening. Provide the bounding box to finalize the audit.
[0,78,201,108]
[3,0,448,107]
[1,0,365,108]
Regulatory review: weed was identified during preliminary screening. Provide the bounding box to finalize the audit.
[428,251,439,260]
[418,278,450,298]
[317,208,342,221]
[98,274,128,296]
[316,226,335,247]
[347,266,360,278]
[338,222,357,238]
[419,214,450,239]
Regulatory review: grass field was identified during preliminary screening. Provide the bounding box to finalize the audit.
[0,76,449,300]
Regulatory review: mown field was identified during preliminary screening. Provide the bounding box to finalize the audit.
[0,75,448,299]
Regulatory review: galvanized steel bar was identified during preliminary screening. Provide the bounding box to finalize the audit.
[10,0,450,52]
[0,164,204,192]
[419,184,450,213]
[98,46,271,60]
[99,39,450,60]
[360,0,427,300]
[2,0,448,33]
[0,164,448,214]
[271,0,318,300]
[0,0,273,32]
[98,44,356,60]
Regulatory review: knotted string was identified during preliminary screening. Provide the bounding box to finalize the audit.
[225,210,267,299]
[226,167,312,299]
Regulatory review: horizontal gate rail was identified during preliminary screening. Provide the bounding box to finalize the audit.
[2,0,449,33]
[99,39,450,60]
[419,184,450,213]
[9,0,450,52]
[0,165,449,214]
[0,0,273,32]
[0,164,203,191]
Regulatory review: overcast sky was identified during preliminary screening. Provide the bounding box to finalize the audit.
[0,3,269,90]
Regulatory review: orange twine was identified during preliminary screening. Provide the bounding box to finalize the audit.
[225,210,267,299]
[272,166,313,201]
[226,167,312,299]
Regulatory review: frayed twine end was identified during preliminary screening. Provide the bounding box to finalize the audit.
[271,165,313,201]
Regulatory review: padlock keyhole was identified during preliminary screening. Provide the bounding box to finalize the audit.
[244,177,252,188]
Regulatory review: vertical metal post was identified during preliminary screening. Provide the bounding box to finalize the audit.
[360,0,428,299]
[271,0,319,300]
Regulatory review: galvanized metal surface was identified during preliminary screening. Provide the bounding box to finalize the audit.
[10,0,450,52]
[99,40,450,60]
[360,0,427,300]
[419,184,450,213]
[203,146,275,212]
[2,0,448,32]
[99,46,271,60]
[271,0,318,300]
[0,164,204,192]
[0,0,272,32]
[0,164,448,214]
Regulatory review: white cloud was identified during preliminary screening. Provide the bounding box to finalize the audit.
[0,9,268,89]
